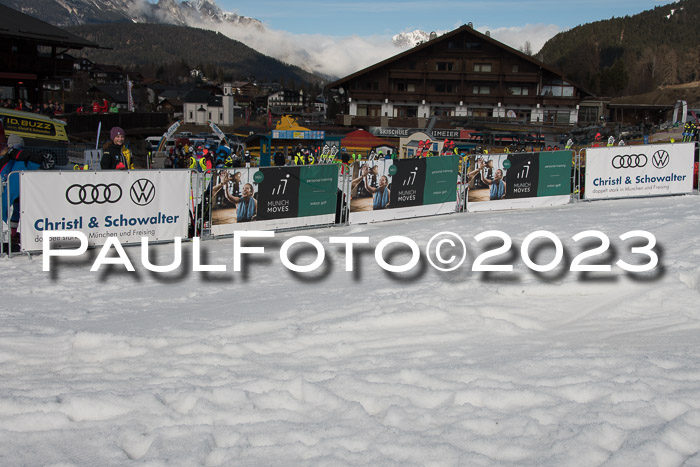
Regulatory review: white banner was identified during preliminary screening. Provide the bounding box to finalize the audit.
[584,143,694,200]
[20,170,190,251]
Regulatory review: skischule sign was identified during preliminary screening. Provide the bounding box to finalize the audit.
[370,127,461,139]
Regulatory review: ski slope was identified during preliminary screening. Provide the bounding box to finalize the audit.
[1,195,700,465]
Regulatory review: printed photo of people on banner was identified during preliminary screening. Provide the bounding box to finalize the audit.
[210,165,339,235]
[349,155,459,224]
[350,159,394,212]
[465,151,572,212]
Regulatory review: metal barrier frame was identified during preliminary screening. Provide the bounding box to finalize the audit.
[1,170,23,257]
[575,148,585,202]
[2,144,697,258]
[696,142,700,195]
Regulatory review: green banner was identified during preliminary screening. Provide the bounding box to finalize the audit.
[537,150,572,197]
[298,164,339,217]
[424,155,459,205]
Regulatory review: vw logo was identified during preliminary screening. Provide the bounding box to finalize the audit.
[130,179,156,206]
[612,154,647,169]
[66,183,122,205]
[651,150,670,169]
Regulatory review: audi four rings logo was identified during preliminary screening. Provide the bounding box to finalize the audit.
[66,183,122,205]
[130,179,156,206]
[612,154,647,169]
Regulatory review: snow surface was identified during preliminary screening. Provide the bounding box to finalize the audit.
[2,195,700,465]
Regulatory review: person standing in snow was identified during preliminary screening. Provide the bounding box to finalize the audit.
[1,135,42,245]
[100,127,134,170]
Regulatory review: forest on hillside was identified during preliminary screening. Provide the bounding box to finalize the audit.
[66,23,324,88]
[538,0,700,96]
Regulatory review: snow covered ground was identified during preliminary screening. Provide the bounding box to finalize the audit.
[2,195,700,466]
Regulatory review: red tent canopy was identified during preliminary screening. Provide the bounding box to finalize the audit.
[340,129,392,150]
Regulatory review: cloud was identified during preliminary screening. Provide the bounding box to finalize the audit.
[208,21,398,79]
[478,24,563,55]
[202,18,562,80]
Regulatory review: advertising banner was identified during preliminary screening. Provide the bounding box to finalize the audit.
[584,143,695,199]
[465,151,571,212]
[0,108,69,142]
[210,165,338,235]
[349,155,459,224]
[20,170,190,251]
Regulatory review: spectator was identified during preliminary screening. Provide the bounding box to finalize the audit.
[100,127,134,170]
[1,135,42,246]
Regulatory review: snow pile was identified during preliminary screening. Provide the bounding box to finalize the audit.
[1,195,700,465]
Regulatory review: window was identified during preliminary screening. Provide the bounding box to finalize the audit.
[397,82,416,92]
[358,81,379,90]
[512,65,519,73]
[540,80,575,97]
[465,42,482,50]
[434,82,455,93]
[469,108,490,117]
[189,111,193,119]
[394,106,418,118]
[579,106,599,123]
[357,104,382,117]
[508,86,529,96]
[545,110,571,123]
[352,81,379,91]
[474,63,492,72]
[436,62,454,71]
[473,86,491,95]
[448,40,463,49]
[432,106,455,117]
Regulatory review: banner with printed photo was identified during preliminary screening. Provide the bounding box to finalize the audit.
[466,151,571,212]
[584,142,694,200]
[349,155,459,224]
[210,165,338,235]
[19,170,190,251]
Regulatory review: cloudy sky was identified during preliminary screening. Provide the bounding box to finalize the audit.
[209,0,677,78]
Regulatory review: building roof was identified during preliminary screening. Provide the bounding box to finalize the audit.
[341,129,392,149]
[91,64,125,74]
[90,84,143,104]
[0,4,99,49]
[183,89,216,104]
[609,81,700,108]
[326,24,591,96]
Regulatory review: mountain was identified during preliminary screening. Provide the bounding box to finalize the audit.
[538,0,700,96]
[65,23,324,86]
[0,0,343,78]
[392,30,433,48]
[0,0,263,29]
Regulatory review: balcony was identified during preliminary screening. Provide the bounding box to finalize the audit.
[503,72,539,82]
[389,70,424,80]
[424,71,462,81]
[464,73,499,82]
[1,53,74,76]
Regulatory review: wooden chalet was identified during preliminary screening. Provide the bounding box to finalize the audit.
[0,4,100,106]
[326,24,593,130]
